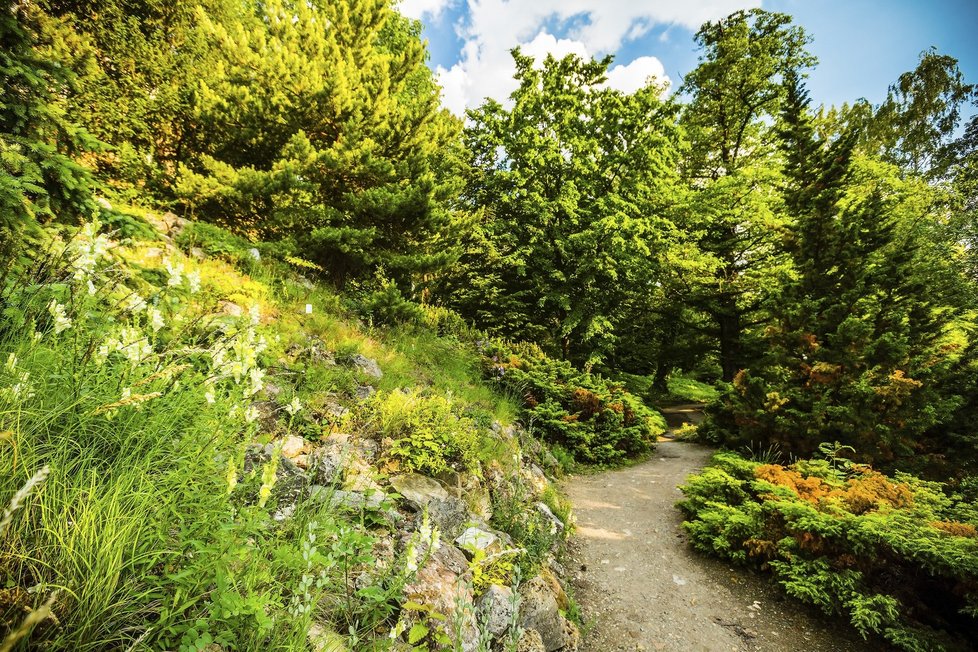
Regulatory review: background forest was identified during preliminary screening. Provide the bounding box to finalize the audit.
[3,0,978,649]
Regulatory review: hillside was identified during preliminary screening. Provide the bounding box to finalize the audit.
[0,207,605,651]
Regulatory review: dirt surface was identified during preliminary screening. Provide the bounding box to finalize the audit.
[564,441,884,652]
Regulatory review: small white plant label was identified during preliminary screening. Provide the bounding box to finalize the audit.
[305,304,313,314]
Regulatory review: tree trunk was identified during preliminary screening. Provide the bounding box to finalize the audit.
[718,310,742,383]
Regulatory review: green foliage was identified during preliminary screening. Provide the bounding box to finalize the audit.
[705,72,974,471]
[483,341,662,465]
[0,0,96,252]
[353,388,480,475]
[680,451,978,650]
[447,49,684,368]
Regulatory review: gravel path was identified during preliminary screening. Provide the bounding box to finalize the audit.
[564,441,884,652]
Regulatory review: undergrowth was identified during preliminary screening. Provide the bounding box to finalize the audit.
[679,447,978,651]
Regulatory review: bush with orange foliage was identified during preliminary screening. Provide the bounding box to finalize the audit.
[680,452,978,651]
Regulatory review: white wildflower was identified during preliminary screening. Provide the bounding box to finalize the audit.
[47,300,72,334]
[246,367,265,397]
[125,293,147,314]
[148,307,165,333]
[164,257,184,287]
[86,279,97,296]
[388,618,407,641]
[187,270,201,294]
[244,405,260,424]
[404,541,419,574]
[4,353,16,371]
[69,219,111,282]
[248,304,261,326]
[285,395,302,416]
[204,385,216,405]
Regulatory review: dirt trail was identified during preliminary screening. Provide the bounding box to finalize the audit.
[564,441,881,652]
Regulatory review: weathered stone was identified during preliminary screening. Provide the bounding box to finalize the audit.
[389,474,475,539]
[354,384,376,400]
[522,464,549,496]
[402,546,478,652]
[247,247,261,261]
[307,623,348,652]
[389,473,451,505]
[309,486,388,511]
[516,628,545,652]
[293,454,310,470]
[281,435,306,460]
[263,381,284,400]
[518,577,577,652]
[243,444,309,512]
[218,300,244,318]
[310,447,344,486]
[455,527,500,556]
[477,584,515,639]
[535,502,565,535]
[345,353,383,379]
[189,247,205,260]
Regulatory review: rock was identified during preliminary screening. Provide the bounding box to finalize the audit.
[516,628,546,652]
[402,545,478,652]
[189,247,205,260]
[354,385,376,400]
[390,473,476,538]
[247,247,261,261]
[243,444,309,513]
[518,577,578,652]
[455,527,500,556]
[345,353,383,379]
[218,300,244,318]
[310,447,344,486]
[281,435,306,460]
[390,473,451,505]
[439,471,492,520]
[293,454,310,470]
[522,464,549,496]
[310,486,388,511]
[308,623,348,652]
[296,275,315,290]
[263,381,284,400]
[477,584,515,639]
[535,502,565,535]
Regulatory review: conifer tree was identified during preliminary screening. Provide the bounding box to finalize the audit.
[710,72,970,468]
[1,0,95,255]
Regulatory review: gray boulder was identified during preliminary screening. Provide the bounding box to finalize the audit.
[345,353,383,379]
[477,584,515,639]
[518,577,579,652]
[516,628,546,652]
[389,473,474,539]
[243,444,309,513]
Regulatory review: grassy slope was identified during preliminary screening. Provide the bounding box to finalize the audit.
[0,209,529,651]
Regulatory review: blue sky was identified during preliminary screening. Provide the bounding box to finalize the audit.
[398,0,978,118]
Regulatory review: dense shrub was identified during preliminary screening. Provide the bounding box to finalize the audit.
[352,388,480,475]
[679,450,978,651]
[482,341,664,465]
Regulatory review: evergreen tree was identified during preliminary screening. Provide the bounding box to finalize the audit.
[1,0,95,254]
[677,9,815,381]
[176,0,468,290]
[709,73,970,468]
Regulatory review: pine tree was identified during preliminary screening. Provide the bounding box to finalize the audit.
[1,0,95,254]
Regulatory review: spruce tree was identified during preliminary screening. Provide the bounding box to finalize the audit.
[710,73,969,469]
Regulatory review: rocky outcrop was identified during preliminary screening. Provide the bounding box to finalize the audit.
[518,576,580,652]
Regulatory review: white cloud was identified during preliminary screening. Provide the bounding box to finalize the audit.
[605,56,669,95]
[434,0,760,114]
[398,0,456,20]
